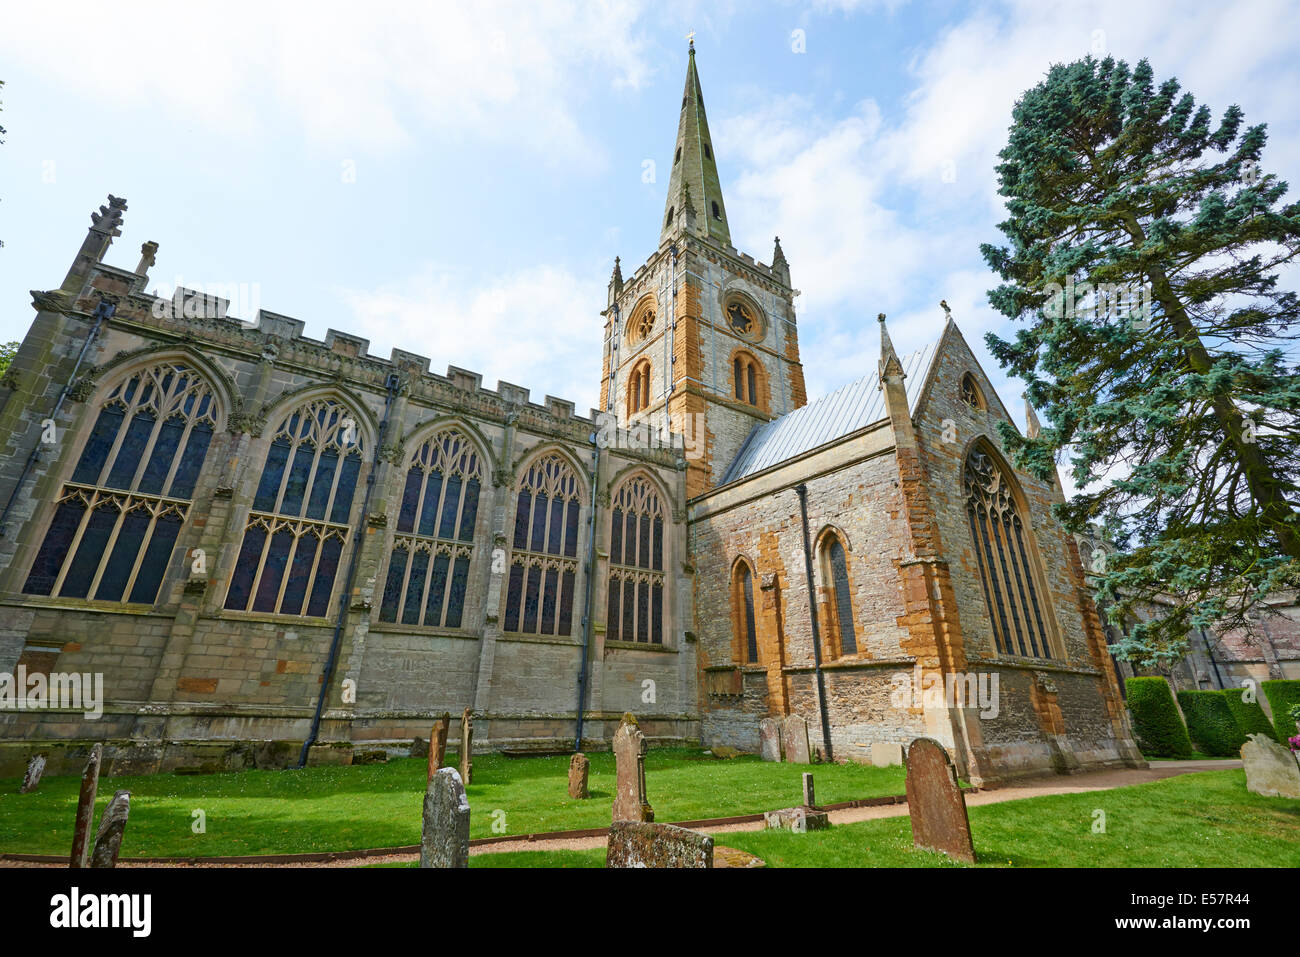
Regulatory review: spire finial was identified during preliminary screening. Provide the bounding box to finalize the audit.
[878,312,905,381]
[940,299,952,319]
[1023,391,1043,439]
[686,30,695,50]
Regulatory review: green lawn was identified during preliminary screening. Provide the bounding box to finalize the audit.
[0,749,904,858]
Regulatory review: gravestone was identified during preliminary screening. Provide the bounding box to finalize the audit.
[458,708,473,786]
[1241,733,1300,798]
[758,718,783,762]
[20,753,47,794]
[420,767,471,868]
[782,715,811,764]
[409,737,429,759]
[802,772,816,808]
[70,744,103,868]
[904,737,975,863]
[606,822,713,868]
[89,790,131,868]
[428,712,450,783]
[763,806,830,833]
[568,752,590,799]
[612,713,653,822]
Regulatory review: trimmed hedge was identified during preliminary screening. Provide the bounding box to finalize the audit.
[1176,690,1245,756]
[1219,687,1276,741]
[1126,677,1194,758]
[1260,680,1300,745]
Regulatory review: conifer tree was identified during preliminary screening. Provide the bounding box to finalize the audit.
[981,56,1300,669]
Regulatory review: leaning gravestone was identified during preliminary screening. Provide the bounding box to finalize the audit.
[606,822,713,868]
[782,714,811,764]
[458,708,473,786]
[421,767,471,868]
[70,744,103,868]
[1241,733,1300,799]
[428,712,450,783]
[568,752,590,799]
[89,790,131,868]
[612,713,654,822]
[758,718,783,762]
[20,753,47,794]
[904,738,975,863]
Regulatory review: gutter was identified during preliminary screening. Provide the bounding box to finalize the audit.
[794,483,834,762]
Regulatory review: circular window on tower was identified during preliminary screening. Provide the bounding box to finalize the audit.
[723,293,765,342]
[627,297,656,345]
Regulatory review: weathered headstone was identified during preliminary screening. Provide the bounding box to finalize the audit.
[458,708,473,786]
[904,737,975,863]
[758,717,783,762]
[420,767,471,868]
[1241,733,1300,798]
[89,790,131,868]
[802,772,816,808]
[612,713,653,822]
[70,744,103,868]
[427,712,450,783]
[763,806,830,833]
[19,753,47,793]
[568,752,590,799]
[606,821,712,868]
[782,714,811,764]
[871,741,904,767]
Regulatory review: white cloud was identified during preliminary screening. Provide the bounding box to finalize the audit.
[338,264,605,413]
[0,0,655,163]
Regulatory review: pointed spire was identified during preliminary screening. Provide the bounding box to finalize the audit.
[878,313,905,381]
[1023,392,1042,439]
[660,43,731,246]
[771,236,790,286]
[607,256,624,307]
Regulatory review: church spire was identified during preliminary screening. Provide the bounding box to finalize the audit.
[661,42,731,246]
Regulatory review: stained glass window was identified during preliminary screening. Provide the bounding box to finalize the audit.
[606,475,666,644]
[503,452,582,636]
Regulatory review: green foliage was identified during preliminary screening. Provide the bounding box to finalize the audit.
[1260,679,1300,744]
[1126,677,1194,757]
[0,341,18,379]
[981,55,1300,671]
[1176,690,1245,756]
[1220,686,1278,740]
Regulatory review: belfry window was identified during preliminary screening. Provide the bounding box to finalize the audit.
[224,398,363,617]
[628,360,652,414]
[964,445,1053,658]
[606,475,666,644]
[732,353,762,408]
[503,453,582,636]
[733,562,759,663]
[379,429,483,628]
[22,361,218,604]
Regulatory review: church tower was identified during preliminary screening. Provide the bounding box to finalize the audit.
[599,41,807,499]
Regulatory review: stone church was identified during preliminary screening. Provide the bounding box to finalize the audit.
[0,45,1142,784]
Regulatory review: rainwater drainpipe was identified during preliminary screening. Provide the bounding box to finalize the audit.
[0,296,115,538]
[1200,627,1225,690]
[297,373,400,768]
[795,483,833,762]
[573,433,600,751]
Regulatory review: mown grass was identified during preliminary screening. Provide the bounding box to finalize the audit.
[391,768,1300,869]
[0,749,904,857]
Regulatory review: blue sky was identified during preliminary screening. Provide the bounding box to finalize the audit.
[3,0,1298,491]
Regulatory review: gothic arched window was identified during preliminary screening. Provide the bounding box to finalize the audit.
[504,452,582,635]
[964,445,1053,658]
[22,361,219,604]
[732,352,763,408]
[821,534,858,657]
[379,428,483,628]
[732,561,759,664]
[961,373,983,411]
[224,397,364,617]
[606,475,666,644]
[628,360,651,414]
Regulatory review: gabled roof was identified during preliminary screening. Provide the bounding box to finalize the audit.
[721,337,940,485]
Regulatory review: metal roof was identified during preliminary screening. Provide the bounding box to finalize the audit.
[721,338,939,485]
